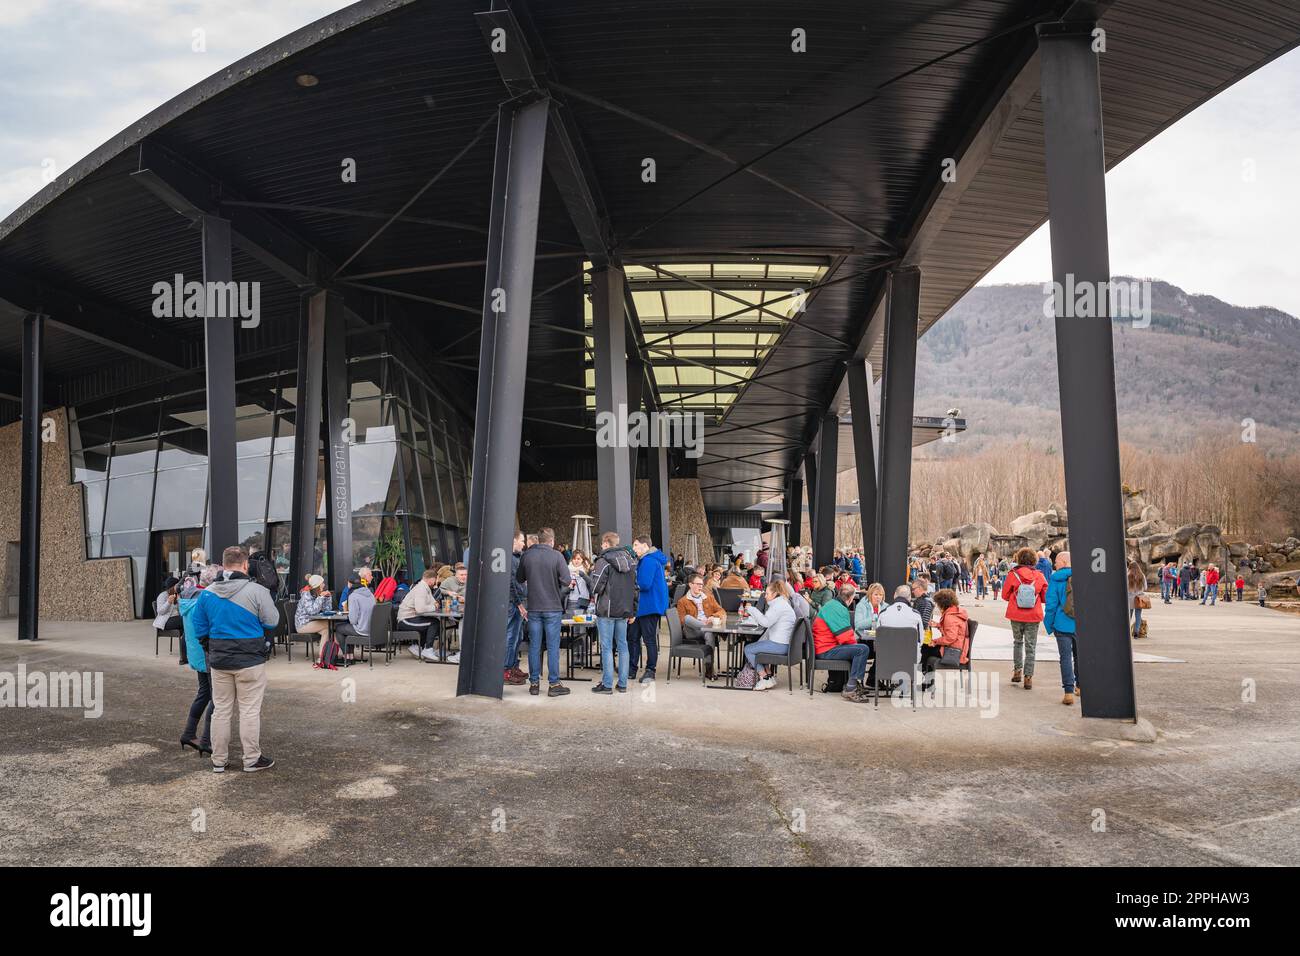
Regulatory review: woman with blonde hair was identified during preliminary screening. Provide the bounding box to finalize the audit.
[742,578,798,691]
[854,581,886,637]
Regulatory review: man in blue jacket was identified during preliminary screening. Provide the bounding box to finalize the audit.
[1042,551,1079,706]
[190,546,281,773]
[629,535,669,683]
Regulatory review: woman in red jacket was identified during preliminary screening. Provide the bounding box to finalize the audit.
[922,588,970,676]
[1000,547,1047,690]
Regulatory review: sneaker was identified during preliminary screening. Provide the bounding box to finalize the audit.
[591,683,613,695]
[408,643,422,659]
[211,762,227,774]
[616,684,627,693]
[547,683,571,697]
[529,682,540,696]
[639,670,655,684]
[445,652,460,663]
[504,668,526,686]
[244,756,275,773]
[757,677,777,691]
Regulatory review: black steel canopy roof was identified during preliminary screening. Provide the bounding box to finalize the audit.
[2,0,1297,512]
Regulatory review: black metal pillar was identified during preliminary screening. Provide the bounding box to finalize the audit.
[812,414,838,568]
[1039,21,1137,720]
[321,291,352,597]
[802,452,817,556]
[458,97,549,699]
[648,442,670,556]
[785,474,803,558]
[289,294,326,593]
[592,264,632,542]
[627,356,644,507]
[874,266,920,597]
[847,359,879,580]
[201,214,238,558]
[18,312,43,641]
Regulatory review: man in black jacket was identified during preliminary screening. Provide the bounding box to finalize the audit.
[503,531,529,685]
[587,531,639,694]
[516,528,572,697]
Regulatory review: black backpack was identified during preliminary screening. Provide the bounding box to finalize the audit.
[249,556,280,595]
[821,670,847,694]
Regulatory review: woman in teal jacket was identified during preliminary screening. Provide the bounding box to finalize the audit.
[178,566,219,754]
[1043,553,1079,706]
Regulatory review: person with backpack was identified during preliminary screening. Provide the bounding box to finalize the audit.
[333,574,376,665]
[247,550,282,597]
[812,583,873,702]
[190,546,280,773]
[1000,547,1048,689]
[587,530,639,694]
[1128,561,1148,639]
[1043,551,1080,705]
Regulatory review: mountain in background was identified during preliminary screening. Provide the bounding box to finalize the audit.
[913,279,1300,456]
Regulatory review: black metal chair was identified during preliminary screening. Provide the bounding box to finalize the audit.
[807,625,852,696]
[873,625,920,710]
[715,587,743,613]
[665,609,711,684]
[350,601,394,668]
[278,598,318,663]
[754,616,807,693]
[931,619,978,690]
[155,620,183,656]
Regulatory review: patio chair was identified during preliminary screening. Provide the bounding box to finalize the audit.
[278,598,317,663]
[715,587,743,613]
[155,619,183,657]
[807,628,852,697]
[753,616,807,693]
[665,609,711,684]
[351,601,394,668]
[931,619,978,691]
[873,625,920,710]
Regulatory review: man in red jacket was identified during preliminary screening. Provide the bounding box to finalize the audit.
[1001,547,1047,690]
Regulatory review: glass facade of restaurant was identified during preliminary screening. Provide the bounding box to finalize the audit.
[68,334,473,616]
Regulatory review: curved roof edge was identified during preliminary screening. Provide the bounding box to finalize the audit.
[0,0,416,244]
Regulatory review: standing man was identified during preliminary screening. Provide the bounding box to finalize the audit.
[504,531,528,685]
[629,535,670,684]
[587,531,638,694]
[191,546,280,774]
[516,528,571,697]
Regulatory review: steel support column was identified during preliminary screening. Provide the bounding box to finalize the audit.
[321,291,352,598]
[847,359,879,579]
[289,294,326,593]
[201,215,239,557]
[802,452,817,554]
[627,355,645,505]
[18,312,44,641]
[648,443,670,556]
[874,267,920,597]
[812,414,838,568]
[785,474,803,556]
[458,97,549,699]
[1038,21,1137,720]
[592,264,632,542]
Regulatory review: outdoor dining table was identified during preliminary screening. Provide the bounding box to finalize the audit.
[701,614,766,690]
[309,613,355,666]
[419,609,463,664]
[560,616,596,681]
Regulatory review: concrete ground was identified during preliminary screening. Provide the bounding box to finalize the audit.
[0,595,1296,866]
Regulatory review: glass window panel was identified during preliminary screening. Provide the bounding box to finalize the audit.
[86,535,102,560]
[73,446,111,483]
[102,531,148,617]
[348,399,393,440]
[82,481,107,537]
[109,439,157,477]
[398,444,420,514]
[157,431,208,469]
[417,453,442,522]
[238,522,265,557]
[268,522,292,591]
[266,453,296,522]
[110,404,161,443]
[272,414,295,453]
[68,412,114,449]
[162,390,209,429]
[348,357,386,400]
[407,519,429,577]
[103,474,154,533]
[236,414,276,457]
[237,456,270,523]
[151,464,207,528]
[349,441,399,516]
[350,514,398,573]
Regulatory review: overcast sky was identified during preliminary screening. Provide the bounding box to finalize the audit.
[1,1,1297,315]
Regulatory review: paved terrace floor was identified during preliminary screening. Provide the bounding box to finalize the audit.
[0,597,1295,866]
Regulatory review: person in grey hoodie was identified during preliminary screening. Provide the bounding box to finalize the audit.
[334,575,377,663]
[586,531,639,694]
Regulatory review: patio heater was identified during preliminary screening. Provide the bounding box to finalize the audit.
[684,532,699,569]
[765,518,789,586]
[570,514,594,556]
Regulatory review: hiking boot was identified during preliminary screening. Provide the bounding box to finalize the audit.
[547,683,571,697]
[1023,675,1033,690]
[529,682,540,696]
[503,668,526,685]
[1011,670,1022,683]
[511,666,530,682]
[591,683,613,695]
[1075,685,1081,697]
[244,756,275,773]
[1062,693,1074,705]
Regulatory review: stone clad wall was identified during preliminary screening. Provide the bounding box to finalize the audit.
[515,478,713,559]
[0,408,135,622]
